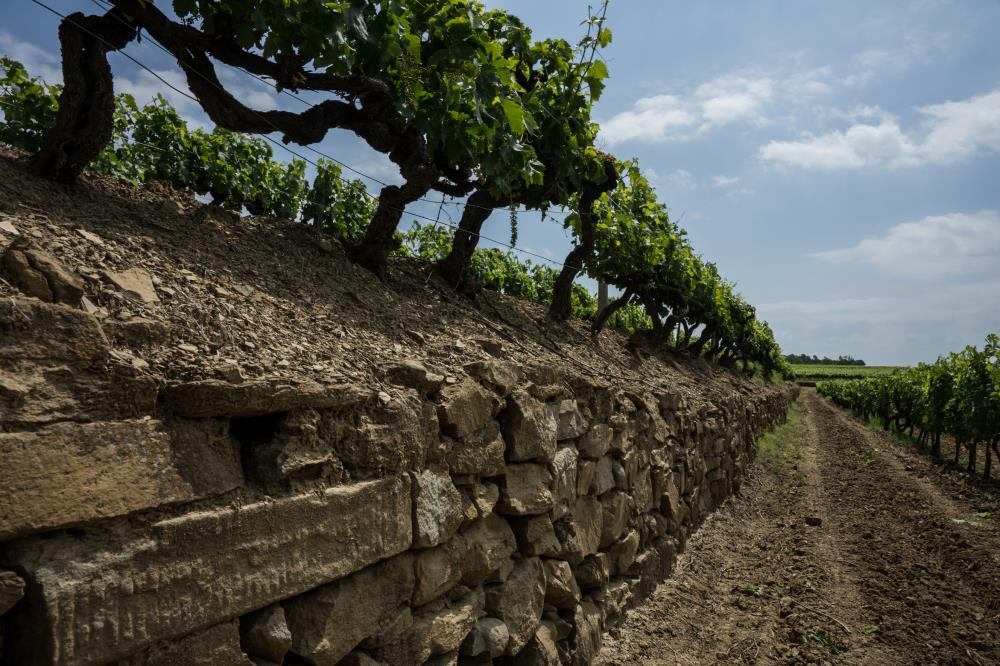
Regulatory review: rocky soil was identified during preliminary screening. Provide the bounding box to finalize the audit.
[596,390,1000,665]
[0,146,753,408]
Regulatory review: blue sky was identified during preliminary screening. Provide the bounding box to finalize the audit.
[3,0,1000,364]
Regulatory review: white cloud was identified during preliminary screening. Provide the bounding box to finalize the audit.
[812,210,1000,279]
[662,169,696,191]
[760,89,1000,169]
[0,31,62,82]
[711,175,740,187]
[599,74,772,145]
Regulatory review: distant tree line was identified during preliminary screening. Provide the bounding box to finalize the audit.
[786,354,866,366]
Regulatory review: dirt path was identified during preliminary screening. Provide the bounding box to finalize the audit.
[596,390,1000,665]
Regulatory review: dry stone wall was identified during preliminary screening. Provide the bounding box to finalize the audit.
[0,297,794,666]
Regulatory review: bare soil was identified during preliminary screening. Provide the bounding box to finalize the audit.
[597,390,1000,665]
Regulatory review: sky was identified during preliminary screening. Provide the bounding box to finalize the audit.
[3,0,1000,364]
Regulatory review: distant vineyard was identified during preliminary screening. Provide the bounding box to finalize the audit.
[792,365,902,381]
[817,334,1000,478]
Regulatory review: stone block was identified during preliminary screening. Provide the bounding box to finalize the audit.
[284,553,415,665]
[163,379,369,418]
[577,423,612,459]
[378,588,483,665]
[542,560,580,609]
[0,570,25,616]
[438,378,497,439]
[512,622,560,666]
[0,298,108,366]
[553,497,603,565]
[118,621,252,666]
[412,470,465,548]
[459,514,517,587]
[447,421,506,477]
[460,617,509,659]
[497,464,554,516]
[485,557,545,656]
[549,446,578,520]
[507,515,560,557]
[2,476,412,665]
[608,530,640,575]
[0,418,238,541]
[239,605,291,663]
[572,553,609,590]
[500,390,557,462]
[551,399,588,440]
[413,537,466,606]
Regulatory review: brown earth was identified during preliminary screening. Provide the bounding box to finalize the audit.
[0,146,758,410]
[596,390,1000,665]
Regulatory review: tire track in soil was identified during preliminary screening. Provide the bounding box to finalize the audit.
[596,391,1000,665]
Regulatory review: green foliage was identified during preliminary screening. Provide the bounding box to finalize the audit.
[818,334,1000,475]
[0,57,59,152]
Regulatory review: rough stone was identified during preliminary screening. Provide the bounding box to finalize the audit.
[549,446,578,520]
[0,418,232,541]
[569,599,603,666]
[576,459,597,496]
[460,617,509,659]
[551,399,588,440]
[459,514,517,587]
[0,298,109,365]
[599,491,631,548]
[413,537,466,605]
[325,393,436,475]
[470,482,500,516]
[240,605,292,663]
[164,379,369,418]
[608,530,640,575]
[465,359,523,395]
[507,514,560,557]
[119,621,252,666]
[572,553,610,590]
[0,570,25,616]
[497,463,554,516]
[501,389,558,462]
[542,560,580,609]
[103,267,159,303]
[412,469,465,548]
[592,456,615,496]
[103,317,171,346]
[284,553,414,665]
[513,622,560,666]
[577,423,612,459]
[2,240,84,304]
[437,378,497,439]
[486,556,546,655]
[2,476,412,665]
[553,497,603,565]
[447,420,506,477]
[378,588,483,665]
[634,466,654,512]
[384,359,446,394]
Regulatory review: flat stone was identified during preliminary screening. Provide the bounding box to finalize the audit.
[385,359,445,394]
[576,460,597,496]
[103,267,159,303]
[497,463,554,516]
[437,378,497,439]
[103,317,171,346]
[284,553,415,665]
[163,379,369,417]
[485,556,546,656]
[501,389,558,462]
[2,240,84,305]
[412,470,465,548]
[0,418,237,541]
[464,359,523,395]
[2,476,412,665]
[0,297,109,365]
[608,530,640,575]
[600,491,631,548]
[592,456,615,495]
[119,621,252,666]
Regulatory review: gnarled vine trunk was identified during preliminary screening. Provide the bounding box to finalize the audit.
[435,188,501,289]
[31,11,137,184]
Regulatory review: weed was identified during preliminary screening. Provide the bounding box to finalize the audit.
[862,625,880,635]
[757,404,805,472]
[804,627,843,654]
[791,579,817,594]
[731,597,758,612]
